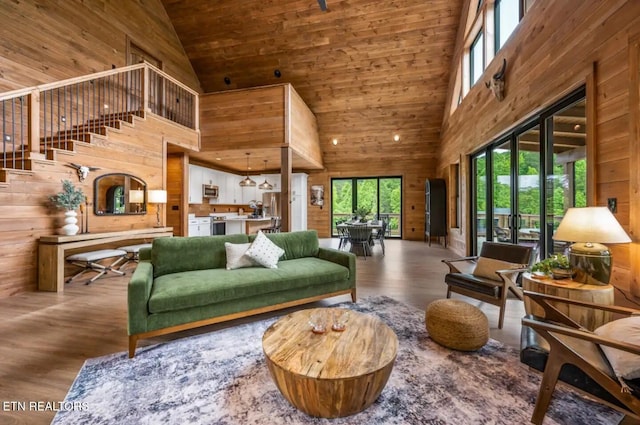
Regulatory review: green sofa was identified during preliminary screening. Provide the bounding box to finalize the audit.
[127,230,356,357]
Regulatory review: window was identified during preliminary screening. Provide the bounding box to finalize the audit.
[470,31,484,86]
[495,0,521,52]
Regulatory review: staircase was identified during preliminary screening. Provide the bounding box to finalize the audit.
[0,63,199,185]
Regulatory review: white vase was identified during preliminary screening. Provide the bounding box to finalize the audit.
[61,210,79,235]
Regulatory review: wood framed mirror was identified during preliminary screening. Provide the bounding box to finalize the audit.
[94,173,147,215]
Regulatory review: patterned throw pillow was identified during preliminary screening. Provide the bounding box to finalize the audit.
[245,231,285,269]
[224,242,257,270]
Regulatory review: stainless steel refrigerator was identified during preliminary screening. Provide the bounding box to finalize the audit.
[262,192,281,217]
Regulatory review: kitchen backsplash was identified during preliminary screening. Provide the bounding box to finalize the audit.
[188,203,250,216]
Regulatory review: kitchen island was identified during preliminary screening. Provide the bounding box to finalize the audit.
[224,216,272,235]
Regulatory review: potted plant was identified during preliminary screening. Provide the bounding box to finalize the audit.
[354,206,371,222]
[50,180,85,235]
[531,254,574,279]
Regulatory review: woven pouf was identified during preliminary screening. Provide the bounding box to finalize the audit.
[425,299,489,351]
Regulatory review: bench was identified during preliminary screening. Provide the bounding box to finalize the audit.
[65,249,127,284]
[117,243,152,270]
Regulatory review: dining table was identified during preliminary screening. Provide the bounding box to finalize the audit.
[337,221,383,257]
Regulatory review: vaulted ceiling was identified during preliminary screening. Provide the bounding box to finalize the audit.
[162,0,463,173]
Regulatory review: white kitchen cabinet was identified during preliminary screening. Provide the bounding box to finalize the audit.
[224,173,241,204]
[225,220,244,235]
[188,217,211,236]
[188,165,204,204]
[241,179,259,204]
[291,173,308,232]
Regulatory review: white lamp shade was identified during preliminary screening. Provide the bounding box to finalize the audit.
[129,189,144,203]
[553,207,631,244]
[147,189,167,204]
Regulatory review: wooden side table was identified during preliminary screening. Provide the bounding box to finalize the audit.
[522,272,614,330]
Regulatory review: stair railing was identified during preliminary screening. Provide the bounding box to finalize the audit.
[0,62,199,171]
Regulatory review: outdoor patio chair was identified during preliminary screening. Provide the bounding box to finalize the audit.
[441,241,533,328]
[521,291,640,425]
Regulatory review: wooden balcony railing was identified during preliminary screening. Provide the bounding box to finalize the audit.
[0,62,199,171]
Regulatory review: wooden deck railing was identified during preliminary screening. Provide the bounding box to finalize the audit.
[0,62,199,170]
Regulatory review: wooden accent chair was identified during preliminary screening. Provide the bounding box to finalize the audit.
[521,291,640,425]
[441,242,533,329]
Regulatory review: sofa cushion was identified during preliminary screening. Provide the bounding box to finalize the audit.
[151,234,249,278]
[245,231,285,268]
[248,230,319,260]
[224,242,257,270]
[594,316,640,380]
[148,257,350,314]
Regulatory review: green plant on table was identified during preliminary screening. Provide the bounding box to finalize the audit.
[354,206,371,221]
[531,254,571,275]
[50,180,85,211]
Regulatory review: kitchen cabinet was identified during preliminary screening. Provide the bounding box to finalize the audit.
[188,217,211,237]
[188,165,204,204]
[224,173,241,204]
[241,180,259,204]
[291,173,308,232]
[225,220,244,235]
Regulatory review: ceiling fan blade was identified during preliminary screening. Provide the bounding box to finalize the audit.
[317,0,327,11]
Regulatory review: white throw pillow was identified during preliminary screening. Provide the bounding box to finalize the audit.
[245,231,285,269]
[224,242,256,270]
[472,257,524,281]
[594,316,640,380]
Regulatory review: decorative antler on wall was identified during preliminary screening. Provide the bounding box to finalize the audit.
[65,163,101,182]
[485,58,507,101]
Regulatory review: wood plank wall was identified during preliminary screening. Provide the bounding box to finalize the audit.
[438,0,640,293]
[288,86,323,169]
[0,0,200,297]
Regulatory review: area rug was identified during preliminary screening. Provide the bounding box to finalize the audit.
[53,296,622,425]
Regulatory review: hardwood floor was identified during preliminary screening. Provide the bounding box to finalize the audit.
[0,238,528,425]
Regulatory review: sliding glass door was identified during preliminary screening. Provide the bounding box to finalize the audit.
[331,176,402,238]
[470,87,586,259]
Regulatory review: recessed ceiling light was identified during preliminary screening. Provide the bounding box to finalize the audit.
[216,157,221,161]
[393,134,400,142]
[332,138,338,145]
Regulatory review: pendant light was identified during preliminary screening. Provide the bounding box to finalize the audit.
[239,152,256,187]
[258,160,273,190]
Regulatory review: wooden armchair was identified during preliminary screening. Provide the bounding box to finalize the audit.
[521,291,640,424]
[441,242,533,329]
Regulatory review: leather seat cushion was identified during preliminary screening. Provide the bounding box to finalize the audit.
[445,273,501,297]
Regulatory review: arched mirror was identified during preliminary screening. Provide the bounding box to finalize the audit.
[94,174,147,215]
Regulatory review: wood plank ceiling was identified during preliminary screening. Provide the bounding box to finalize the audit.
[162,0,463,173]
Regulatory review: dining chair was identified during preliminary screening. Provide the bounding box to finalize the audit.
[262,217,281,233]
[370,220,386,255]
[336,225,350,250]
[346,225,372,259]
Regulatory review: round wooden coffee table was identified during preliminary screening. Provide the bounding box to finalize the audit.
[262,307,398,418]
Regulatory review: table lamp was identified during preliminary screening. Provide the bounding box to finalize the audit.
[147,189,167,228]
[552,206,631,285]
[129,189,144,213]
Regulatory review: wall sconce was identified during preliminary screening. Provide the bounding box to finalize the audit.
[148,189,167,228]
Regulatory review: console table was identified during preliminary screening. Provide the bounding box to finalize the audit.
[38,227,173,293]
